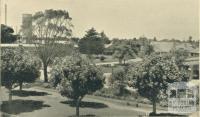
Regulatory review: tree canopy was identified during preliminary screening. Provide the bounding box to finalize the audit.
[173,48,189,68]
[78,28,105,55]
[100,31,111,44]
[32,9,73,82]
[113,44,136,64]
[51,52,104,116]
[1,47,40,101]
[131,54,184,114]
[1,24,17,43]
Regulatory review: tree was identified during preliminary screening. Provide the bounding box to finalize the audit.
[144,44,154,56]
[52,52,104,117]
[78,28,104,55]
[139,38,154,57]
[1,48,16,102]
[113,44,136,64]
[1,24,17,43]
[1,47,40,101]
[112,67,130,96]
[14,47,41,90]
[100,31,111,44]
[71,37,80,44]
[132,54,184,114]
[173,48,189,68]
[32,9,73,82]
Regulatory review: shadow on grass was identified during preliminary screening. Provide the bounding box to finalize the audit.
[1,99,51,115]
[68,114,99,117]
[12,90,50,97]
[60,100,108,109]
[149,112,187,117]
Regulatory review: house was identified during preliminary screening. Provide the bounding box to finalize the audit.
[188,48,199,57]
[183,57,199,80]
[151,41,174,54]
[184,57,199,80]
[151,41,198,56]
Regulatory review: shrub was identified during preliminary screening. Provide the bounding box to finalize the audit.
[100,56,106,61]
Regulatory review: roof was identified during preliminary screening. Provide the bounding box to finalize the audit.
[184,57,199,66]
[151,41,174,53]
[151,41,198,53]
[188,48,199,54]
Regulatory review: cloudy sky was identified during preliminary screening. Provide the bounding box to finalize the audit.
[1,0,199,40]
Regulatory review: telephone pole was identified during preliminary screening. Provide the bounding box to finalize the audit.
[5,3,7,25]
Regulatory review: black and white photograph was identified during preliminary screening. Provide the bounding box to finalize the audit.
[0,0,199,117]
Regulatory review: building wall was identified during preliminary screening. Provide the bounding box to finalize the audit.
[21,14,33,43]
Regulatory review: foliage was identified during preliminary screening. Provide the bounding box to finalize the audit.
[112,66,131,96]
[71,37,80,44]
[100,56,106,61]
[32,9,73,82]
[111,37,154,58]
[1,24,17,43]
[173,49,189,68]
[1,47,40,101]
[14,47,41,90]
[51,52,104,116]
[112,67,127,82]
[131,54,183,114]
[100,31,111,44]
[138,37,154,57]
[78,28,105,55]
[1,48,16,90]
[113,44,136,64]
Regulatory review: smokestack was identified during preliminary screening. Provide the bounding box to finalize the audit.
[5,4,7,25]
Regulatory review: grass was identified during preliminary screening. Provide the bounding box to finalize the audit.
[60,100,108,109]
[100,64,124,73]
[86,95,167,111]
[1,87,146,117]
[12,90,50,97]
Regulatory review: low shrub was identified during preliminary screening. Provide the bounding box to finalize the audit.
[100,56,106,61]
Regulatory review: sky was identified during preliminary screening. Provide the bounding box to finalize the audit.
[1,0,199,40]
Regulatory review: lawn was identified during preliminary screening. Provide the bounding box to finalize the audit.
[0,87,147,117]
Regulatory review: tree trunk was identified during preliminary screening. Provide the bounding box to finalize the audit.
[8,88,12,102]
[19,82,23,91]
[153,101,156,114]
[43,64,48,82]
[76,99,80,117]
[123,59,126,65]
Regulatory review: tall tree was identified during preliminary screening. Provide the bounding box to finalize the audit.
[78,28,105,55]
[100,31,111,44]
[51,52,104,117]
[1,24,17,43]
[32,9,73,82]
[132,54,185,114]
